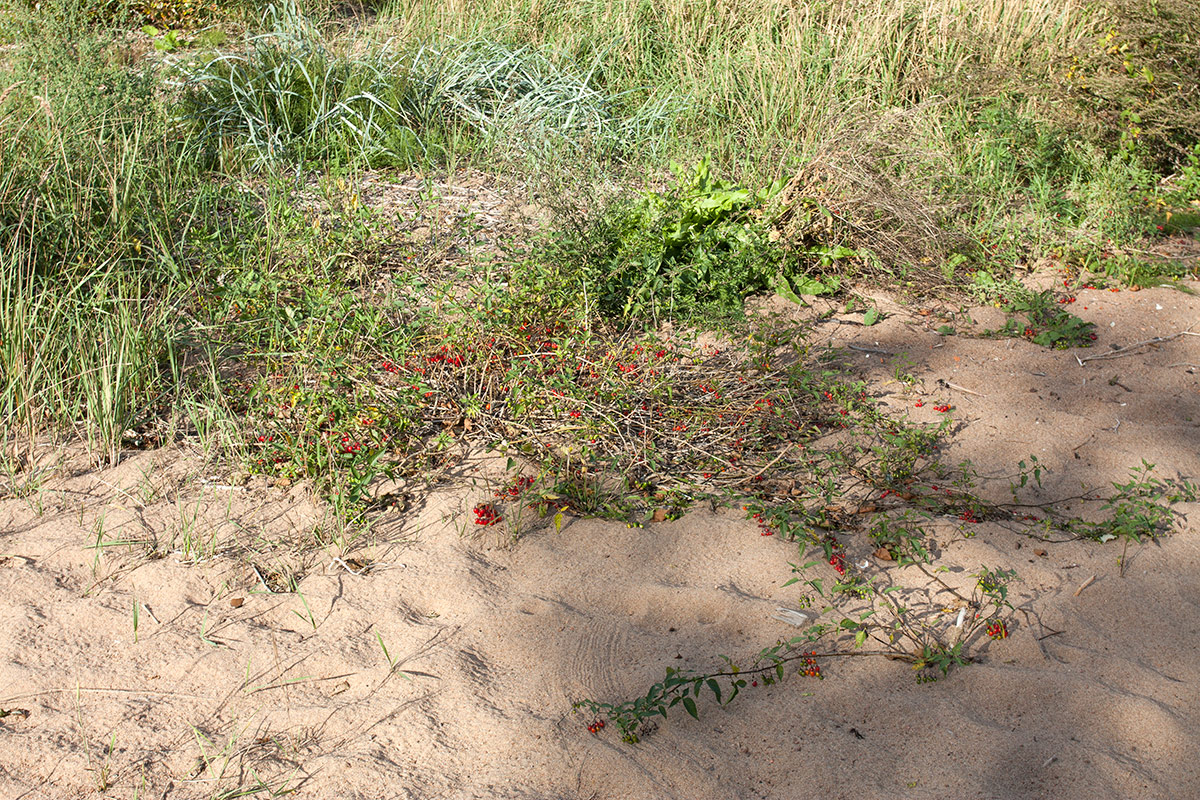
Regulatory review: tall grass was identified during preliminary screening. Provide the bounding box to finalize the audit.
[384,0,1100,176]
[0,250,177,464]
[0,4,199,464]
[179,1,674,168]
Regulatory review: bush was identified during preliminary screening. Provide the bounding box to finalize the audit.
[541,160,802,321]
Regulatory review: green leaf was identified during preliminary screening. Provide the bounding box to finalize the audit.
[789,275,835,296]
[141,25,160,36]
[863,308,880,326]
[706,679,722,703]
[774,273,804,304]
[682,697,699,719]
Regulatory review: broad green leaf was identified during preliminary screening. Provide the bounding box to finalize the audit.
[774,273,804,304]
[789,275,833,296]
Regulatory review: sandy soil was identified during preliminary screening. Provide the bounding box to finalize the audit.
[2,275,1198,800]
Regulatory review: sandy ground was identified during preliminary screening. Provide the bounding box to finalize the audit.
[2,275,1199,800]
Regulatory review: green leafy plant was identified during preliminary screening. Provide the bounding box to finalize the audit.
[141,24,184,51]
[1073,461,1198,575]
[541,159,860,321]
[1173,143,1200,204]
[576,553,1018,742]
[971,274,1097,348]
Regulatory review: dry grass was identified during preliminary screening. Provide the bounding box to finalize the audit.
[770,106,976,292]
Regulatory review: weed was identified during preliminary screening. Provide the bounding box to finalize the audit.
[970,273,1098,348]
[576,557,1018,741]
[293,588,318,631]
[1071,461,1198,575]
[375,631,413,680]
[538,158,790,321]
[3,0,1198,786]
[198,610,222,647]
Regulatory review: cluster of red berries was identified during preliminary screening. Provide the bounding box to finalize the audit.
[749,510,776,537]
[338,434,364,454]
[473,503,501,526]
[1058,296,1077,305]
[933,404,952,413]
[958,509,980,524]
[1064,280,1120,293]
[829,541,847,576]
[493,475,534,499]
[586,718,606,734]
[914,400,925,408]
[800,652,823,679]
[426,345,464,367]
[379,359,401,374]
[986,620,1009,639]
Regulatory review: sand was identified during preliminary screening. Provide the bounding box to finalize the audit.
[2,274,1198,799]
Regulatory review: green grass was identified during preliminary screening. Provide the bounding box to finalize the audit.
[176,3,674,170]
[386,0,1093,169]
[1,10,179,462]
